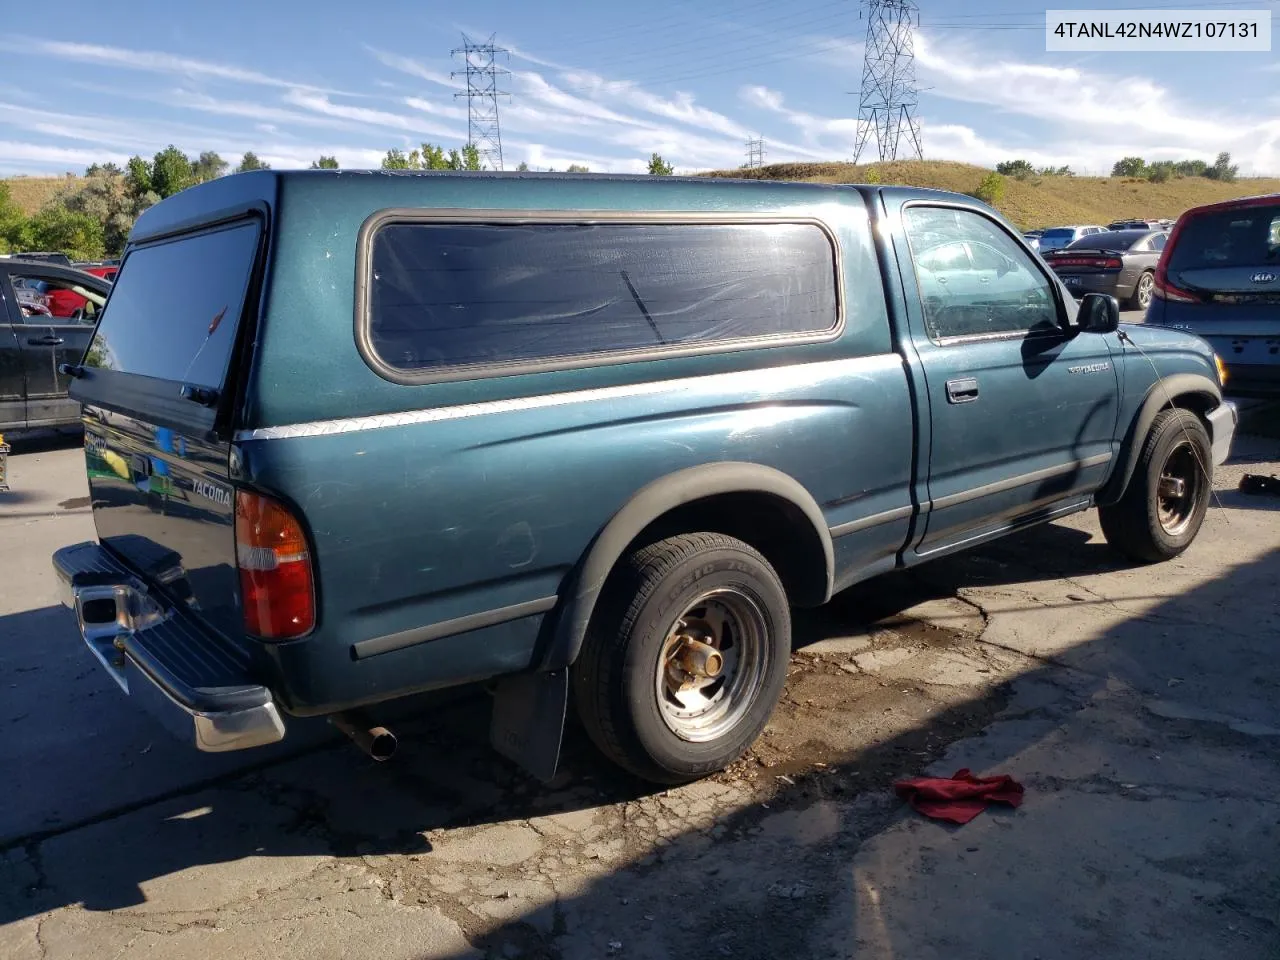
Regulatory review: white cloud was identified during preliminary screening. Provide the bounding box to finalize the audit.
[367,48,457,89]
[282,90,467,141]
[913,32,1280,174]
[2,40,345,93]
[0,139,131,170]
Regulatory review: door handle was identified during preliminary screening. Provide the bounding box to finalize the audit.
[28,335,65,346]
[945,377,980,403]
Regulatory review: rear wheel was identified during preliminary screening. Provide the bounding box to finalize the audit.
[572,533,790,784]
[1128,271,1154,310]
[1099,408,1212,562]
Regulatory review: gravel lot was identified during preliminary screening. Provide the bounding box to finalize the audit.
[2,398,1278,960]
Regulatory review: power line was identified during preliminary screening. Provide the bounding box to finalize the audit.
[853,0,924,163]
[745,136,766,168]
[452,34,510,171]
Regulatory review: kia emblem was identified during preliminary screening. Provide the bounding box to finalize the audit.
[1251,272,1276,283]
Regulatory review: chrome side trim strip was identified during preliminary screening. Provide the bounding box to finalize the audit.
[234,354,904,442]
[351,595,559,661]
[930,453,1113,511]
[828,504,915,538]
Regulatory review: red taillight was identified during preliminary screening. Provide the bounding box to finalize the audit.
[235,490,315,640]
[1152,274,1199,303]
[1153,212,1200,304]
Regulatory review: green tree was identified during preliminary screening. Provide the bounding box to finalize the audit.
[1175,159,1209,177]
[460,143,482,171]
[1146,160,1177,183]
[0,182,26,251]
[381,148,412,170]
[192,151,228,182]
[1036,164,1074,177]
[515,161,530,172]
[57,167,155,256]
[973,172,1006,206]
[1111,156,1148,178]
[235,151,270,173]
[26,206,105,260]
[310,155,340,169]
[566,163,590,174]
[995,159,1035,180]
[647,153,674,176]
[1205,151,1238,183]
[125,155,153,197]
[150,145,195,198]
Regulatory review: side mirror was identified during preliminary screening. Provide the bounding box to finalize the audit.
[1077,292,1120,334]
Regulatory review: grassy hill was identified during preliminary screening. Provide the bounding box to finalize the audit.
[4,175,78,215]
[702,160,1280,230]
[6,161,1278,231]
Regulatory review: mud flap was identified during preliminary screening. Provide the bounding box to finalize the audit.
[490,669,567,782]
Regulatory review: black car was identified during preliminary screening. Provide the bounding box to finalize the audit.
[1,260,112,431]
[1,251,73,266]
[1042,229,1168,310]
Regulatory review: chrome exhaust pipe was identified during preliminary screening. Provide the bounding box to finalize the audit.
[330,711,397,762]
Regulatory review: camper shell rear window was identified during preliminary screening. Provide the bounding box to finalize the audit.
[84,219,261,390]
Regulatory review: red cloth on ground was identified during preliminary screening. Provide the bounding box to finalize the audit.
[893,768,1025,824]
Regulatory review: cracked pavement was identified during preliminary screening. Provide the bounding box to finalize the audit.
[2,413,1279,960]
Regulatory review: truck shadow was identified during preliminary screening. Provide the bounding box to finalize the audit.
[2,526,1277,959]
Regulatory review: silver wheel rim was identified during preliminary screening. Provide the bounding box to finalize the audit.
[654,588,770,743]
[1157,439,1203,536]
[1137,273,1154,309]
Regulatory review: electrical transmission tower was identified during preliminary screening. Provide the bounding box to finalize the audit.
[452,34,510,171]
[745,137,765,169]
[851,0,924,164]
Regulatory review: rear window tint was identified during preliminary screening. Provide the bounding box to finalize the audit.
[1066,232,1141,251]
[84,220,260,389]
[1169,205,1280,271]
[1042,229,1075,239]
[365,221,839,376]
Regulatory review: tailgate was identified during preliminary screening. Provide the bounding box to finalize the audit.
[72,218,263,639]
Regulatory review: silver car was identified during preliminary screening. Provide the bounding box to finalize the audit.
[1037,224,1108,253]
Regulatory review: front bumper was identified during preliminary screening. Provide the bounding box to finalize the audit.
[52,541,285,752]
[1207,401,1238,467]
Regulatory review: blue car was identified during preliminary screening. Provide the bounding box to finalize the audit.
[52,171,1236,784]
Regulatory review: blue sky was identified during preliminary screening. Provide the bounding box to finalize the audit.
[1,0,1277,178]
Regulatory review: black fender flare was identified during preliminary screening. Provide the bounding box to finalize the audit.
[1097,372,1221,506]
[537,462,835,671]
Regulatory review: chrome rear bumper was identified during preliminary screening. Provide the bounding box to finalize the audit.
[53,542,285,752]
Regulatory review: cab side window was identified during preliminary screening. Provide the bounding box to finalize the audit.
[904,206,1059,341]
[10,274,101,324]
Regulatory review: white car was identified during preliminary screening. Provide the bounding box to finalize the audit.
[1037,224,1107,253]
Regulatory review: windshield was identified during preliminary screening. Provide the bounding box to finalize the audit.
[83,219,260,389]
[1066,231,1142,251]
[1169,204,1280,270]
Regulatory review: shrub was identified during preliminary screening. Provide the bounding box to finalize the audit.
[996,159,1035,180]
[974,172,1006,206]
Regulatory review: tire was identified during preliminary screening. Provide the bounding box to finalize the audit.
[1099,408,1212,563]
[1128,271,1154,311]
[572,532,791,784]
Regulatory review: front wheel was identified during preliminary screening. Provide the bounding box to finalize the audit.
[572,533,791,784]
[1099,408,1212,562]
